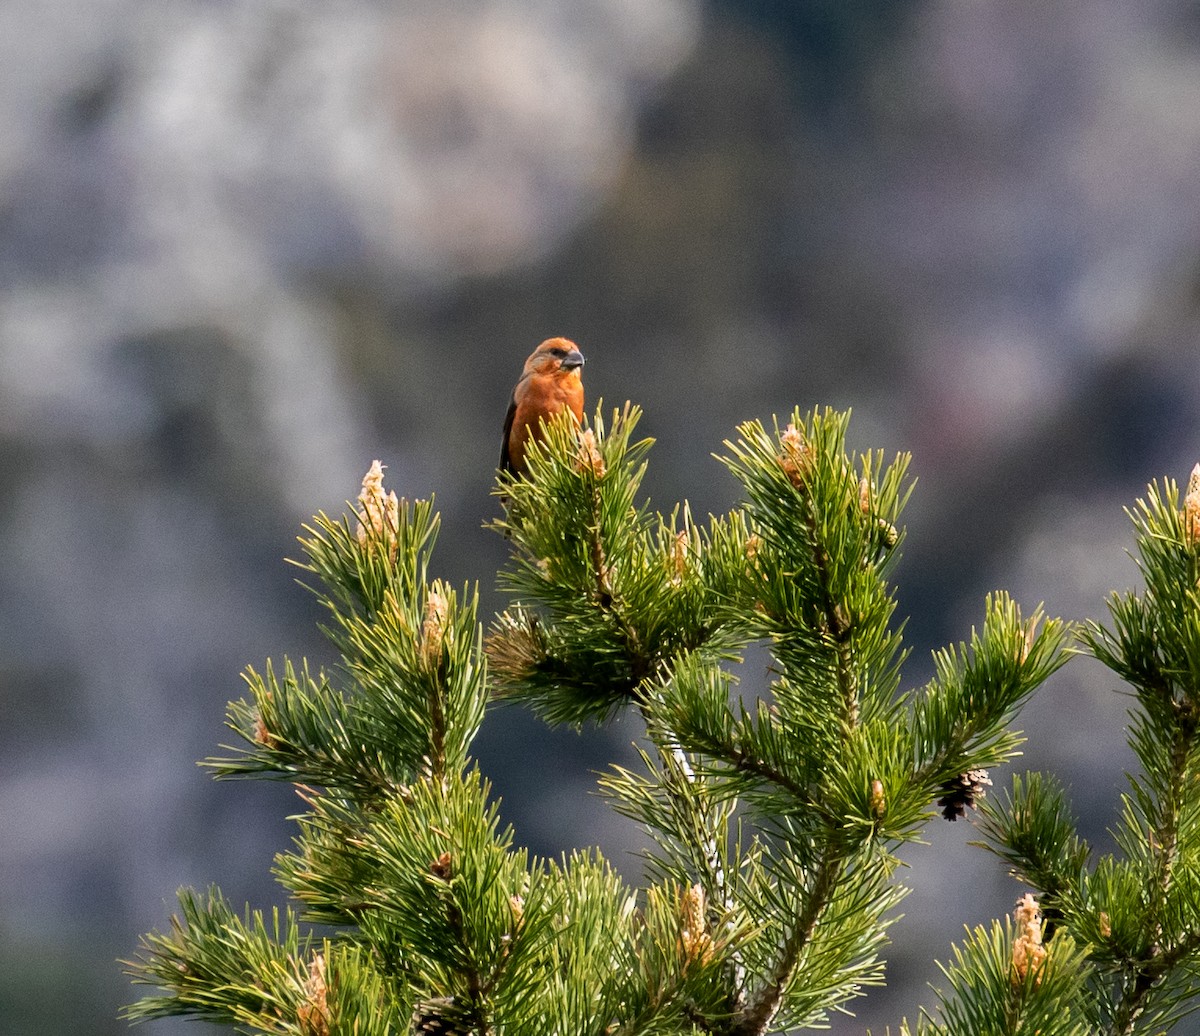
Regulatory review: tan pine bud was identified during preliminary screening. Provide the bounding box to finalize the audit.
[484,612,542,685]
[679,883,714,966]
[356,460,400,559]
[869,779,886,819]
[252,710,279,750]
[575,428,605,477]
[778,423,814,488]
[297,952,330,1036]
[744,533,767,582]
[1011,893,1047,986]
[1099,910,1111,938]
[1184,464,1200,545]
[671,529,689,585]
[1017,621,1037,665]
[421,584,449,671]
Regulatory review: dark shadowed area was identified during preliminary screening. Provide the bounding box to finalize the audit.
[3,1,1199,1032]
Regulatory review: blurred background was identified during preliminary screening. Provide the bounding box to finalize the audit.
[3,0,1200,1032]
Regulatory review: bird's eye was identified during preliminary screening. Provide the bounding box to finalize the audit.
[548,347,567,358]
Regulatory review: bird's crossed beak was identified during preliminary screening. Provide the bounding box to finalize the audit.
[561,349,585,372]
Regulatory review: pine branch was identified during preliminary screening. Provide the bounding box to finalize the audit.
[123,888,399,1034]
[636,689,749,1010]
[716,411,909,740]
[799,475,860,730]
[1077,474,1200,1033]
[208,469,487,799]
[646,655,813,807]
[1108,699,1200,1035]
[731,850,844,1036]
[974,772,1091,938]
[487,404,743,725]
[955,472,1200,1036]
[912,594,1071,793]
[911,903,1092,1036]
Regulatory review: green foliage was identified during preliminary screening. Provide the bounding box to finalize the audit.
[126,405,1076,1035]
[488,404,747,726]
[898,917,1091,1036]
[916,472,1200,1036]
[124,887,400,1035]
[210,490,486,798]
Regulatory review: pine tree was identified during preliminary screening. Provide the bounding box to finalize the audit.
[899,469,1200,1036]
[124,404,1074,1035]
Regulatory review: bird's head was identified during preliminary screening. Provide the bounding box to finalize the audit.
[524,337,585,378]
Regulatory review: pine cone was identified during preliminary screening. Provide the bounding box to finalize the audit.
[937,768,992,821]
[413,997,471,1036]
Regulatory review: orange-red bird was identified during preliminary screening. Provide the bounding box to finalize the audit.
[500,337,585,476]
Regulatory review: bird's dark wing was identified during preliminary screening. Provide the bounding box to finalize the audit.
[499,394,518,473]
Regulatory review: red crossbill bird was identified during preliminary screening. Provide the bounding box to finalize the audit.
[499,337,585,476]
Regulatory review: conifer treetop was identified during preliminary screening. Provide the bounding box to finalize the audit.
[125,404,1081,1036]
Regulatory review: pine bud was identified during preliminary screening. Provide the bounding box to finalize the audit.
[745,533,767,584]
[356,460,400,559]
[1099,910,1111,938]
[252,710,280,750]
[1011,893,1047,986]
[421,585,449,672]
[575,428,605,477]
[876,518,900,548]
[670,529,689,585]
[1016,620,1037,665]
[778,423,814,488]
[860,477,901,549]
[1184,464,1200,545]
[485,611,543,688]
[869,779,886,819]
[297,952,330,1036]
[252,690,279,749]
[859,477,872,514]
[679,883,714,966]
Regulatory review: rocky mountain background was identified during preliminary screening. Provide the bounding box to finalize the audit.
[4,1,1200,1032]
